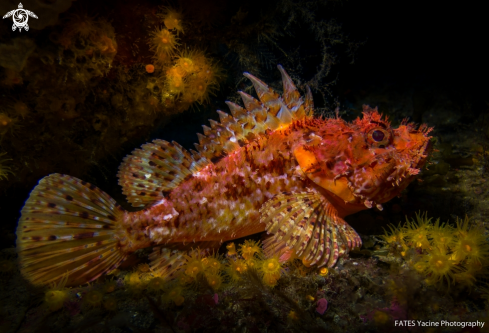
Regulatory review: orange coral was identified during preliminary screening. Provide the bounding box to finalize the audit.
[146,64,155,73]
[149,27,179,57]
[158,7,184,34]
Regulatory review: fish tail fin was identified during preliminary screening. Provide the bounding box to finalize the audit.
[16,174,127,287]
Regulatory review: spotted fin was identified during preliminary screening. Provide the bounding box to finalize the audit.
[16,174,126,286]
[259,191,362,267]
[118,140,209,207]
[149,247,186,278]
[194,65,313,163]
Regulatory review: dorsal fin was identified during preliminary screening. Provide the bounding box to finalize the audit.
[195,65,314,162]
[118,140,208,207]
[118,66,313,206]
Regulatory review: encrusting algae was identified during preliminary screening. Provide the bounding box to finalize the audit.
[16,65,433,288]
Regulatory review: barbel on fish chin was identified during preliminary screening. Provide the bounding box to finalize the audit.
[16,65,433,286]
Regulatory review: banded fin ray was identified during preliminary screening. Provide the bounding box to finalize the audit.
[17,174,126,286]
[259,191,362,268]
[149,241,221,277]
[194,65,313,163]
[118,140,209,207]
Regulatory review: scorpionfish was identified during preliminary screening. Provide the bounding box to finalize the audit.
[16,66,433,286]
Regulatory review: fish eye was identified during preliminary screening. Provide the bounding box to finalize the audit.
[366,128,391,148]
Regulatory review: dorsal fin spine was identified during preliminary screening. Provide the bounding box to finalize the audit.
[238,91,261,111]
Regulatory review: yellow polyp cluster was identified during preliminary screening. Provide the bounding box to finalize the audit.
[149,27,179,59]
[226,259,248,283]
[205,271,223,291]
[44,274,70,312]
[83,289,104,308]
[383,213,489,289]
[382,222,408,255]
[418,248,460,287]
[202,252,223,274]
[239,239,263,260]
[162,283,185,306]
[226,243,237,256]
[165,67,185,95]
[147,277,165,292]
[430,219,454,251]
[451,216,489,264]
[163,49,222,105]
[158,7,184,34]
[142,10,223,114]
[259,255,282,287]
[405,212,432,249]
[124,271,144,293]
[103,279,118,293]
[182,250,206,279]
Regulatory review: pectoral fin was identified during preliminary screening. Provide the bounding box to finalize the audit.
[259,191,362,267]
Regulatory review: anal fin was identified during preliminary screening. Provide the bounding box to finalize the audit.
[260,191,362,267]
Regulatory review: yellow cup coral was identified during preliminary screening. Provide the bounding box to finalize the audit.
[205,272,223,291]
[158,7,184,34]
[203,253,222,273]
[148,27,179,57]
[384,212,489,289]
[44,274,70,312]
[416,247,460,288]
[405,212,432,249]
[239,240,262,261]
[226,259,247,282]
[147,277,165,292]
[84,289,104,308]
[451,216,489,264]
[162,284,185,306]
[182,250,206,278]
[259,255,282,286]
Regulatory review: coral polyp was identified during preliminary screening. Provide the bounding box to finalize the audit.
[419,248,460,287]
[383,212,489,289]
[149,27,179,57]
[158,7,184,34]
[239,239,262,260]
[0,152,13,181]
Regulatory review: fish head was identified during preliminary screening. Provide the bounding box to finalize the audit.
[294,105,433,212]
